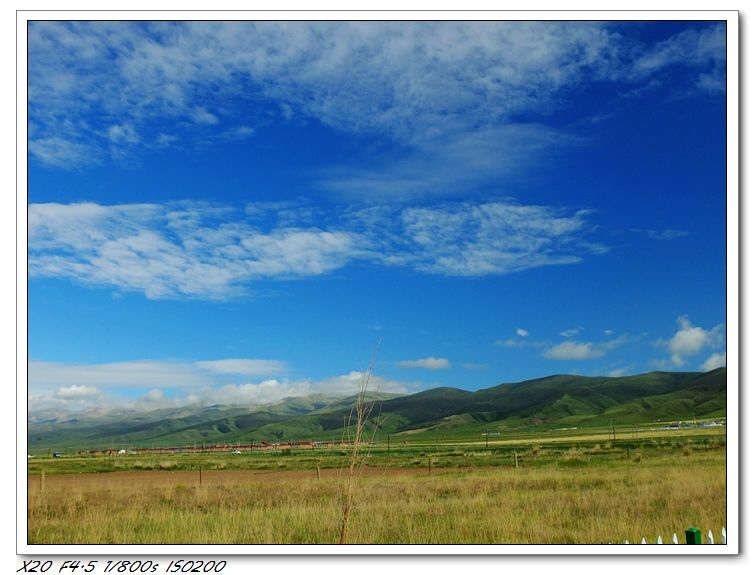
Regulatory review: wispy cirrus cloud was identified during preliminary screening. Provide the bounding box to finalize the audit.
[365,201,606,277]
[630,24,726,93]
[631,228,690,241]
[28,199,606,299]
[27,136,100,169]
[559,327,583,338]
[27,22,617,165]
[28,201,359,299]
[316,124,583,201]
[27,20,725,192]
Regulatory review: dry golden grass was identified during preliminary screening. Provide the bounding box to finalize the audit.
[27,448,726,545]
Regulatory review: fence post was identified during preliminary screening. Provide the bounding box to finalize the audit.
[722,527,726,544]
[707,529,714,544]
[685,528,701,544]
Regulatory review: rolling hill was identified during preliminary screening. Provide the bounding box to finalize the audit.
[27,368,726,450]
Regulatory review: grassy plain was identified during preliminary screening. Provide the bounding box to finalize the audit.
[26,424,727,545]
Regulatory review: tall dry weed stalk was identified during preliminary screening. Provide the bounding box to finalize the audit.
[338,341,383,544]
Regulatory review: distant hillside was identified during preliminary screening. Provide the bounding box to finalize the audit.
[27,392,401,450]
[27,369,726,450]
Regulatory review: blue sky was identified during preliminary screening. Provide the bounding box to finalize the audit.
[25,19,729,414]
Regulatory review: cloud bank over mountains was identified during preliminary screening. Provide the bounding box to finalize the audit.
[28,359,410,414]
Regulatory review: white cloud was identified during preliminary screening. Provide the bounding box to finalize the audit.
[316,124,583,201]
[701,352,726,372]
[311,371,408,396]
[219,125,255,141]
[178,371,409,408]
[607,368,629,377]
[107,123,140,144]
[28,359,289,411]
[139,389,165,404]
[495,337,545,350]
[367,201,605,277]
[191,107,219,125]
[559,327,583,338]
[543,336,628,361]
[663,316,725,367]
[516,328,529,337]
[27,136,100,169]
[28,359,410,414]
[398,357,451,370]
[543,341,603,360]
[30,360,215,393]
[669,318,707,361]
[27,21,724,174]
[632,228,690,241]
[196,380,313,407]
[28,201,360,299]
[155,133,179,148]
[631,24,725,92]
[28,199,606,299]
[54,385,103,400]
[26,22,614,169]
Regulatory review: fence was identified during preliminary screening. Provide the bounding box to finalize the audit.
[616,527,726,544]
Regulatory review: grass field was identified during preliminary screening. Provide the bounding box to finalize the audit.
[26,425,727,545]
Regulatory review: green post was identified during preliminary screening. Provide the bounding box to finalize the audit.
[685,527,701,544]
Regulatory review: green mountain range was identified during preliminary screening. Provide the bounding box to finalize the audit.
[27,368,726,450]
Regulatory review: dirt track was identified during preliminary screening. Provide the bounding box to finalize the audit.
[28,465,476,490]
